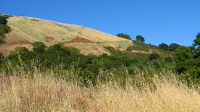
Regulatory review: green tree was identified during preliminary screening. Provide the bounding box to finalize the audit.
[0,16,8,24]
[0,24,10,36]
[159,43,169,50]
[193,33,200,57]
[174,46,193,73]
[0,15,10,37]
[136,35,145,43]
[116,33,131,40]
[32,42,46,54]
[169,43,180,51]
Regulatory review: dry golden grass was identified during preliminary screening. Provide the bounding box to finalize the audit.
[1,16,132,56]
[0,69,199,112]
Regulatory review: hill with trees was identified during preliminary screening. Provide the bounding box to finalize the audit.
[0,14,199,86]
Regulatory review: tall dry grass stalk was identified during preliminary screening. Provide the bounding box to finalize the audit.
[0,69,199,112]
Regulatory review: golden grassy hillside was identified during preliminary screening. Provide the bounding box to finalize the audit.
[0,16,132,56]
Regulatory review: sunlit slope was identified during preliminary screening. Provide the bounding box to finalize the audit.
[1,16,132,55]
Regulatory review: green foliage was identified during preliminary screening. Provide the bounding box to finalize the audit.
[126,41,157,52]
[0,15,8,24]
[174,34,200,84]
[193,33,200,47]
[175,46,193,62]
[0,52,4,64]
[116,33,131,40]
[0,38,4,45]
[14,47,29,53]
[136,35,145,43]
[149,53,160,60]
[0,24,10,37]
[0,15,10,38]
[193,33,200,57]
[32,42,46,54]
[169,43,180,51]
[165,56,173,63]
[159,43,169,50]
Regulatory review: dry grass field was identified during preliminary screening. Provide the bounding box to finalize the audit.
[0,69,199,112]
[0,16,132,56]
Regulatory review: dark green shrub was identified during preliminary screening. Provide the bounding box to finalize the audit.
[0,52,4,64]
[0,15,10,38]
[32,42,46,54]
[159,43,169,50]
[116,33,131,40]
[149,53,160,60]
[0,38,4,44]
[165,56,173,63]
[0,16,8,24]
[0,24,10,37]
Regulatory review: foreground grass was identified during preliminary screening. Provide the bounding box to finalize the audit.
[0,69,199,112]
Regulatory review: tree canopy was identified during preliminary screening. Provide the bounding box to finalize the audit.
[169,43,180,51]
[136,35,145,43]
[116,33,131,40]
[174,33,200,83]
[0,16,8,24]
[193,33,200,57]
[159,43,169,50]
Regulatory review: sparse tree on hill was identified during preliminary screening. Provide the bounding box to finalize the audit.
[116,33,131,40]
[136,35,145,43]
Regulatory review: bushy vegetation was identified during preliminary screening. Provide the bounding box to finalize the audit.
[116,33,131,40]
[159,43,181,51]
[149,53,160,60]
[0,36,199,86]
[174,33,200,84]
[127,40,158,51]
[0,15,10,44]
[159,43,169,50]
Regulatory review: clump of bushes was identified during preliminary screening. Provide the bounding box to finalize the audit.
[0,38,5,45]
[0,15,11,44]
[149,53,160,60]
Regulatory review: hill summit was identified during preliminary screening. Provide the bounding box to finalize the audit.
[0,16,132,56]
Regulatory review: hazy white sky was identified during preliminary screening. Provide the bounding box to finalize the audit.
[2,0,200,46]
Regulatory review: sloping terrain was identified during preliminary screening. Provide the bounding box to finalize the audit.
[0,16,132,56]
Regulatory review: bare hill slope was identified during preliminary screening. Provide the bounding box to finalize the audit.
[1,16,132,56]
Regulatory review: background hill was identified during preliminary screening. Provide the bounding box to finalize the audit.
[1,16,132,56]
